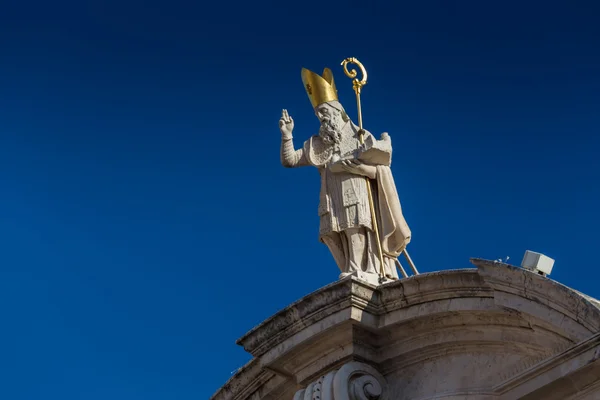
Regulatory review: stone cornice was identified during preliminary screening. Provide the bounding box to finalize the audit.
[473,258,600,334]
[236,277,379,357]
[212,261,600,400]
[379,268,493,312]
[209,358,271,400]
[494,331,600,399]
[237,269,495,359]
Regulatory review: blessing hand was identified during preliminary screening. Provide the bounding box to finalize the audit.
[279,109,294,139]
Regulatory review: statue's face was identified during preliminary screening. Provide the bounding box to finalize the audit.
[315,103,336,122]
[316,102,344,145]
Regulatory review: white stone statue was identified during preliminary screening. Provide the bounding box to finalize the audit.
[280,67,411,281]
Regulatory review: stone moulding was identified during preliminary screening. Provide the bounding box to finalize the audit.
[236,278,379,358]
[494,331,600,399]
[210,260,600,400]
[474,258,600,334]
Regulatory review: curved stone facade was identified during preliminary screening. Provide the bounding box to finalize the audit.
[211,259,600,400]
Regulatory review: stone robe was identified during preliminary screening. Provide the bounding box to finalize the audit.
[281,126,411,279]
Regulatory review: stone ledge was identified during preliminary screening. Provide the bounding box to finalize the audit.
[473,258,600,335]
[495,331,600,399]
[236,276,378,357]
[212,260,600,400]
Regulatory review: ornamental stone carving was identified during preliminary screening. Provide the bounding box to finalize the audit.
[293,361,386,400]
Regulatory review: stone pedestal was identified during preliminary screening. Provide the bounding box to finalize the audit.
[211,259,600,400]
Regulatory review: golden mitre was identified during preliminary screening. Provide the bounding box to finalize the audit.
[301,67,338,108]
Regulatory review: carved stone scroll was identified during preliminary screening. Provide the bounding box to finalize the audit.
[293,361,386,400]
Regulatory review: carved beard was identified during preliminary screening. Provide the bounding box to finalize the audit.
[318,113,343,146]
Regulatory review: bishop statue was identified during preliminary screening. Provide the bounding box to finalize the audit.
[280,66,412,281]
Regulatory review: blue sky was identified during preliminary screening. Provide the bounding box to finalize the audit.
[1,1,599,399]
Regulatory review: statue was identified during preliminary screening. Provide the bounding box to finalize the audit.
[280,59,415,281]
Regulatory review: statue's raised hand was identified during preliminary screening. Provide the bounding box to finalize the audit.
[279,109,294,139]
